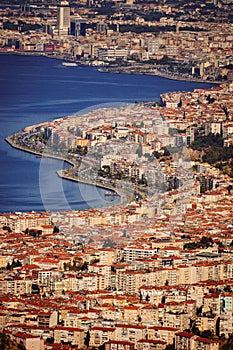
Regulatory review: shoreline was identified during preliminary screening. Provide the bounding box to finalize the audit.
[5,136,75,167]
[0,50,222,85]
[56,170,131,205]
[5,135,130,205]
[2,53,221,213]
[99,66,222,85]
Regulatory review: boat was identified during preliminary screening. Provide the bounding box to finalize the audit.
[105,191,119,197]
[62,62,78,67]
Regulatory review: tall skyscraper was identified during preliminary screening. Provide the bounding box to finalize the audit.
[57,0,70,36]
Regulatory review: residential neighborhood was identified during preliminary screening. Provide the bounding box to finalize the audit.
[1,81,233,349]
[0,0,233,348]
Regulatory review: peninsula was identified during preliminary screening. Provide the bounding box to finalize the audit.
[6,81,233,210]
[1,81,233,350]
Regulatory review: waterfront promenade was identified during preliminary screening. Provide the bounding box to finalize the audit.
[5,134,134,206]
[98,64,222,85]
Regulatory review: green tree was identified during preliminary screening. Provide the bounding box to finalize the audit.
[0,332,26,349]
[80,261,88,271]
[136,143,143,157]
[191,133,223,150]
[46,337,54,344]
[76,145,87,156]
[216,317,220,337]
[201,330,214,339]
[29,229,42,238]
[84,330,90,348]
[90,258,100,264]
[103,238,116,248]
[192,323,201,336]
[222,333,233,349]
[2,226,12,232]
[200,236,213,247]
[53,226,59,233]
[11,259,22,268]
[163,147,170,156]
[165,344,175,350]
[153,151,161,159]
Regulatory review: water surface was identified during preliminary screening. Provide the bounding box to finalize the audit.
[0,54,214,213]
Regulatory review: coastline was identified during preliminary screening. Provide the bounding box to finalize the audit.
[99,66,222,85]
[56,170,131,205]
[0,49,222,85]
[2,53,220,212]
[5,135,75,167]
[5,135,130,205]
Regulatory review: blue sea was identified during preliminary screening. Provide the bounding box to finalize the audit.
[0,54,214,213]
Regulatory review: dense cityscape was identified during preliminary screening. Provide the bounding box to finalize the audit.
[0,0,233,81]
[0,0,233,350]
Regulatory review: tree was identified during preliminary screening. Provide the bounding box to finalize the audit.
[84,330,90,348]
[76,145,88,156]
[53,226,59,233]
[80,261,88,271]
[103,238,116,248]
[161,296,166,304]
[191,322,201,336]
[46,337,54,344]
[201,330,214,339]
[19,342,26,350]
[163,147,170,156]
[197,305,203,315]
[216,317,220,337]
[191,133,223,150]
[222,333,233,349]
[0,332,26,349]
[90,258,100,264]
[2,226,12,232]
[153,150,161,159]
[224,285,232,292]
[136,143,143,157]
[165,345,175,350]
[29,229,42,238]
[200,236,213,247]
[12,259,22,268]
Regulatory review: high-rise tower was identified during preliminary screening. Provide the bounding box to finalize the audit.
[57,0,70,36]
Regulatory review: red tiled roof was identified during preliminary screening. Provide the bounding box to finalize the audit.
[195,337,219,344]
[175,332,195,338]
